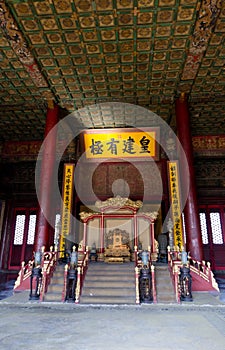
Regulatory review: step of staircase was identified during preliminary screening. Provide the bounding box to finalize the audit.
[80,262,136,304]
[154,264,176,303]
[43,264,65,302]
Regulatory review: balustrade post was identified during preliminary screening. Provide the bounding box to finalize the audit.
[174,265,180,303]
[62,264,69,302]
[135,266,140,304]
[75,266,81,304]
[151,265,157,303]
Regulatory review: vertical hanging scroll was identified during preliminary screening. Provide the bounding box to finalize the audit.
[167,161,184,249]
[59,163,75,256]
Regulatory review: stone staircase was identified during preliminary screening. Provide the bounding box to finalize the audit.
[43,264,65,302]
[80,262,136,304]
[154,264,176,303]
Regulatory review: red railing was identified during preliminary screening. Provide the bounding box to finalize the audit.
[14,260,33,292]
[74,249,89,303]
[167,247,219,303]
[39,249,58,302]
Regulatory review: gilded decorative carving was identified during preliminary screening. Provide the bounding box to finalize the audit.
[103,43,117,52]
[95,196,143,210]
[0,2,48,88]
[137,27,151,38]
[138,0,154,7]
[29,33,45,44]
[53,0,72,13]
[41,18,58,31]
[182,0,222,80]
[98,14,114,26]
[79,16,95,28]
[83,31,98,41]
[64,32,80,42]
[96,0,113,11]
[137,12,153,24]
[177,8,194,21]
[22,20,39,31]
[14,3,32,16]
[117,0,133,9]
[139,212,158,220]
[157,10,173,22]
[47,33,62,43]
[33,1,52,14]
[60,18,76,29]
[159,0,175,5]
[79,211,95,221]
[118,14,133,25]
[101,30,116,40]
[76,0,93,12]
[119,29,133,40]
[52,46,67,55]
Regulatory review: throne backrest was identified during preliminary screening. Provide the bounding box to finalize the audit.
[105,228,130,248]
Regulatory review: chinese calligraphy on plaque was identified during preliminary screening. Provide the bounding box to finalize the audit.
[59,163,75,255]
[168,161,184,249]
[83,128,159,160]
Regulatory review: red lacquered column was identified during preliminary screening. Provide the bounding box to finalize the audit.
[175,93,203,261]
[34,102,59,253]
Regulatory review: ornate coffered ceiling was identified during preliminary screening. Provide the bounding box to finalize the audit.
[0,0,225,141]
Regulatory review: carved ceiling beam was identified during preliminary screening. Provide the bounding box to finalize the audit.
[181,0,222,81]
[0,0,53,98]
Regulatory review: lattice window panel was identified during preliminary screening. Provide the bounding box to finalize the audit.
[27,214,36,245]
[210,212,223,244]
[54,213,61,246]
[13,214,25,245]
[199,212,209,245]
[182,213,186,244]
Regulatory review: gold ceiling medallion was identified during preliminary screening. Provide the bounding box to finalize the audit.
[86,44,100,53]
[137,41,151,51]
[29,34,45,44]
[98,15,114,26]
[177,8,194,21]
[60,18,76,29]
[79,16,95,28]
[117,0,133,9]
[22,20,39,31]
[64,32,80,42]
[52,46,67,55]
[157,10,173,22]
[14,3,32,16]
[96,0,113,11]
[119,29,133,40]
[103,43,117,52]
[41,18,58,31]
[83,31,98,41]
[47,33,62,43]
[138,0,154,6]
[76,0,92,12]
[159,0,176,5]
[137,12,153,24]
[118,14,133,25]
[53,0,72,13]
[137,28,151,38]
[33,2,52,14]
[121,54,133,62]
[69,46,83,54]
[35,48,49,56]
[120,42,133,52]
[101,30,116,40]
[156,26,171,37]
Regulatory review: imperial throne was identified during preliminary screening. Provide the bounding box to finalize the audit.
[104,228,131,263]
